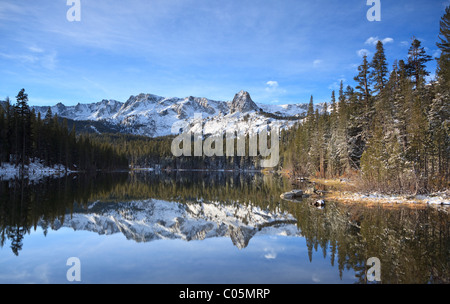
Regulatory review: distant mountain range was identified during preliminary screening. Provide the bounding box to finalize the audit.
[6,91,325,138]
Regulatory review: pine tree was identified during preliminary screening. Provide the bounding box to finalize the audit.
[369,42,394,186]
[327,90,339,176]
[428,91,449,187]
[407,94,430,193]
[390,60,413,156]
[345,85,363,169]
[370,40,389,95]
[430,6,450,186]
[15,89,31,171]
[4,97,14,163]
[360,119,387,190]
[353,54,374,149]
[33,112,44,162]
[306,95,315,127]
[437,6,450,54]
[0,105,7,163]
[303,95,316,174]
[337,81,350,174]
[406,38,432,89]
[316,109,328,178]
[437,6,450,88]
[308,108,321,175]
[44,107,53,123]
[354,54,372,104]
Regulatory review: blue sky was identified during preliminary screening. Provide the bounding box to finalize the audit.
[0,0,448,106]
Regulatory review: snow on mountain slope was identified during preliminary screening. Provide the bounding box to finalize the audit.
[44,199,300,248]
[230,90,259,113]
[33,99,124,121]
[258,103,309,117]
[32,91,322,138]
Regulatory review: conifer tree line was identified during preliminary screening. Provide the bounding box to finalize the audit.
[0,89,128,172]
[86,132,268,170]
[280,7,450,194]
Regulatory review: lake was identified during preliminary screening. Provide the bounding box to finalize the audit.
[0,171,448,284]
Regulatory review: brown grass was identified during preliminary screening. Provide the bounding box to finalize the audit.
[307,177,446,209]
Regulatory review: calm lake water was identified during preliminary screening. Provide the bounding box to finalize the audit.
[0,171,448,284]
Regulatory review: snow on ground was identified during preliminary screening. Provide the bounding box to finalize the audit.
[414,192,450,205]
[329,190,450,206]
[0,160,70,182]
[312,178,450,207]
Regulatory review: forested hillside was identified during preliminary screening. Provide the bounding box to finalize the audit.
[0,89,128,172]
[280,7,450,194]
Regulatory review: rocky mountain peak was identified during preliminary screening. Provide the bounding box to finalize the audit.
[30,90,314,138]
[230,90,259,113]
[123,93,162,109]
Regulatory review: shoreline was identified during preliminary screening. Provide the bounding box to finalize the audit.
[308,177,450,207]
[0,161,74,182]
[2,163,449,207]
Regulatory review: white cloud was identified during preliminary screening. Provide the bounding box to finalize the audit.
[28,46,45,53]
[357,49,371,58]
[266,80,279,88]
[313,59,323,67]
[41,51,58,70]
[365,37,378,45]
[264,247,277,259]
[0,52,37,63]
[328,77,346,91]
[0,2,26,20]
[312,274,321,283]
[264,80,286,98]
[0,46,57,70]
[400,41,410,47]
[365,36,394,45]
[433,49,441,58]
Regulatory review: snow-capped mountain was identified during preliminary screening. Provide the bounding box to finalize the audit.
[33,99,124,121]
[31,91,324,138]
[43,199,300,249]
[229,90,259,113]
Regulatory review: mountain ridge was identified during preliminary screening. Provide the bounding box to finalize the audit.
[8,91,325,138]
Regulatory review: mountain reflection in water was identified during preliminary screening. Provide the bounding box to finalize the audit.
[0,171,448,283]
[48,199,299,249]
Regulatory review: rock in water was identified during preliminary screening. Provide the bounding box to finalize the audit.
[280,190,304,200]
[312,200,325,207]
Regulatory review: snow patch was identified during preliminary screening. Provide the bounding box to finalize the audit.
[0,160,73,181]
[335,190,450,206]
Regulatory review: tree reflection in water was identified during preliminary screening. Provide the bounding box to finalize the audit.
[0,171,448,283]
